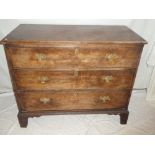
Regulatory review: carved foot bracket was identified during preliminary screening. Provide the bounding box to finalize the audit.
[119,111,129,125]
[18,113,28,128]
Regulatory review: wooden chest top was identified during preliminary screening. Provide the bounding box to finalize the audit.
[0,24,147,45]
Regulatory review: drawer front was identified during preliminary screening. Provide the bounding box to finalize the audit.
[16,90,130,111]
[13,69,135,90]
[6,45,142,69]
[77,46,141,68]
[7,47,76,69]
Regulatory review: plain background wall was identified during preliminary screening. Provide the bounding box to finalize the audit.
[0,19,155,92]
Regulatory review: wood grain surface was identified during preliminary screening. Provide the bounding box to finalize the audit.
[16,90,130,111]
[0,25,147,45]
[0,24,147,127]
[6,45,142,69]
[13,69,135,90]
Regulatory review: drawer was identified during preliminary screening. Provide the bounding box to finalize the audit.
[6,45,142,69]
[77,46,141,68]
[13,69,135,90]
[6,47,76,69]
[16,90,130,111]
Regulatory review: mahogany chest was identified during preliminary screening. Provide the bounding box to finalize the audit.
[0,24,147,127]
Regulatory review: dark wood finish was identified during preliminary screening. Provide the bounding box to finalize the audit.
[13,69,135,90]
[18,112,28,127]
[18,108,129,128]
[6,46,142,69]
[0,24,147,128]
[0,25,146,45]
[16,90,130,111]
[119,111,129,124]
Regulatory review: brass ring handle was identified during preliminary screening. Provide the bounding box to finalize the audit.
[38,76,49,84]
[105,53,118,61]
[101,75,113,83]
[100,96,111,103]
[36,53,47,61]
[40,97,50,104]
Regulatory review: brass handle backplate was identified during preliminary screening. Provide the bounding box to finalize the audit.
[36,53,47,61]
[38,76,49,84]
[100,96,111,103]
[40,97,50,104]
[102,75,113,83]
[105,53,118,61]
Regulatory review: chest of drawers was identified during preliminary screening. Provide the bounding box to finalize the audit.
[0,24,147,127]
